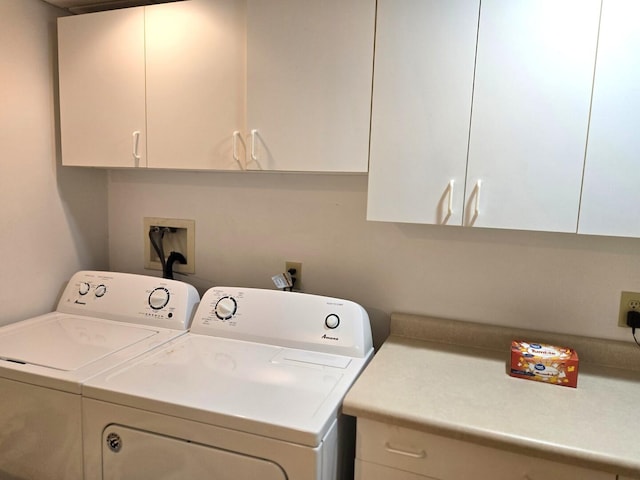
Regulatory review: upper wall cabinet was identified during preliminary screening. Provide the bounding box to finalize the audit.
[464,0,601,232]
[578,0,640,237]
[367,0,480,224]
[58,0,375,173]
[368,0,601,232]
[58,0,245,170]
[245,0,375,172]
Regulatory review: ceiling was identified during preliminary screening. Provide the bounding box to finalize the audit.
[42,0,174,14]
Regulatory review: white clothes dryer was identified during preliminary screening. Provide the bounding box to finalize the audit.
[0,271,199,480]
[82,286,374,480]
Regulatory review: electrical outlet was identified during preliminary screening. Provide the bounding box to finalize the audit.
[285,261,302,290]
[618,291,640,327]
[144,217,195,274]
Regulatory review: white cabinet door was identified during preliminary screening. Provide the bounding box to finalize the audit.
[145,0,246,170]
[367,0,479,225]
[246,0,375,172]
[579,0,640,237]
[465,0,600,232]
[58,8,146,167]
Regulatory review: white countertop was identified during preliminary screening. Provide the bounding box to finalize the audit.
[343,314,640,477]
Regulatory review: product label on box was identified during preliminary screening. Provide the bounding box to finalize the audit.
[509,341,579,388]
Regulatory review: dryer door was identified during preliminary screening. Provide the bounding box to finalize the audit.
[102,425,287,480]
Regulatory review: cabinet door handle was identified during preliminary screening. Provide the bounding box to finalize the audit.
[232,131,245,170]
[474,179,482,217]
[384,442,427,459]
[447,180,454,218]
[250,129,258,163]
[132,130,141,163]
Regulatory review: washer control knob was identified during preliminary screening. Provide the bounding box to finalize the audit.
[325,314,340,329]
[95,284,107,298]
[148,287,170,310]
[215,296,237,320]
[78,282,90,296]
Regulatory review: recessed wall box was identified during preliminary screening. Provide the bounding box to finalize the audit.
[144,217,195,274]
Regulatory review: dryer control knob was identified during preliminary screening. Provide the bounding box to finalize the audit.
[215,296,237,320]
[148,287,170,310]
[78,282,90,296]
[95,284,107,297]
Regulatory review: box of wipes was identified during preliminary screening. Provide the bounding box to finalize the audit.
[509,341,579,388]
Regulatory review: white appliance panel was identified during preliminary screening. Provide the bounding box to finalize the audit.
[83,398,329,480]
[191,287,373,358]
[0,377,82,480]
[57,270,199,330]
[84,334,364,446]
[0,316,156,371]
[102,425,287,480]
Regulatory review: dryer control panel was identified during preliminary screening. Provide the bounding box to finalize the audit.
[191,287,373,358]
[56,271,200,330]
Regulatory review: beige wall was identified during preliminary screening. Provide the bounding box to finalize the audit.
[0,0,108,325]
[108,170,640,348]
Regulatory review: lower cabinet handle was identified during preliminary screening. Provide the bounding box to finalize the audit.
[384,442,427,459]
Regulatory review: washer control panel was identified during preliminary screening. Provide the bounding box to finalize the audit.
[56,271,200,330]
[191,287,373,358]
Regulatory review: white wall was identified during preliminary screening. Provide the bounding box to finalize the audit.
[0,0,108,325]
[108,170,640,348]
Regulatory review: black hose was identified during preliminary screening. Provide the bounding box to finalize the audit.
[165,251,187,280]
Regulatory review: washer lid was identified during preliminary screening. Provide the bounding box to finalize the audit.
[0,316,157,371]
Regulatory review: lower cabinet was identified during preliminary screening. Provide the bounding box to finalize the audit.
[355,419,617,480]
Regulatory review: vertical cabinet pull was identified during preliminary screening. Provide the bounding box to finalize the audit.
[447,180,454,218]
[232,131,245,170]
[474,179,482,217]
[132,130,141,163]
[250,129,258,163]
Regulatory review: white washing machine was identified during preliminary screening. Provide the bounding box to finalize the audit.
[82,286,374,480]
[0,270,199,480]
